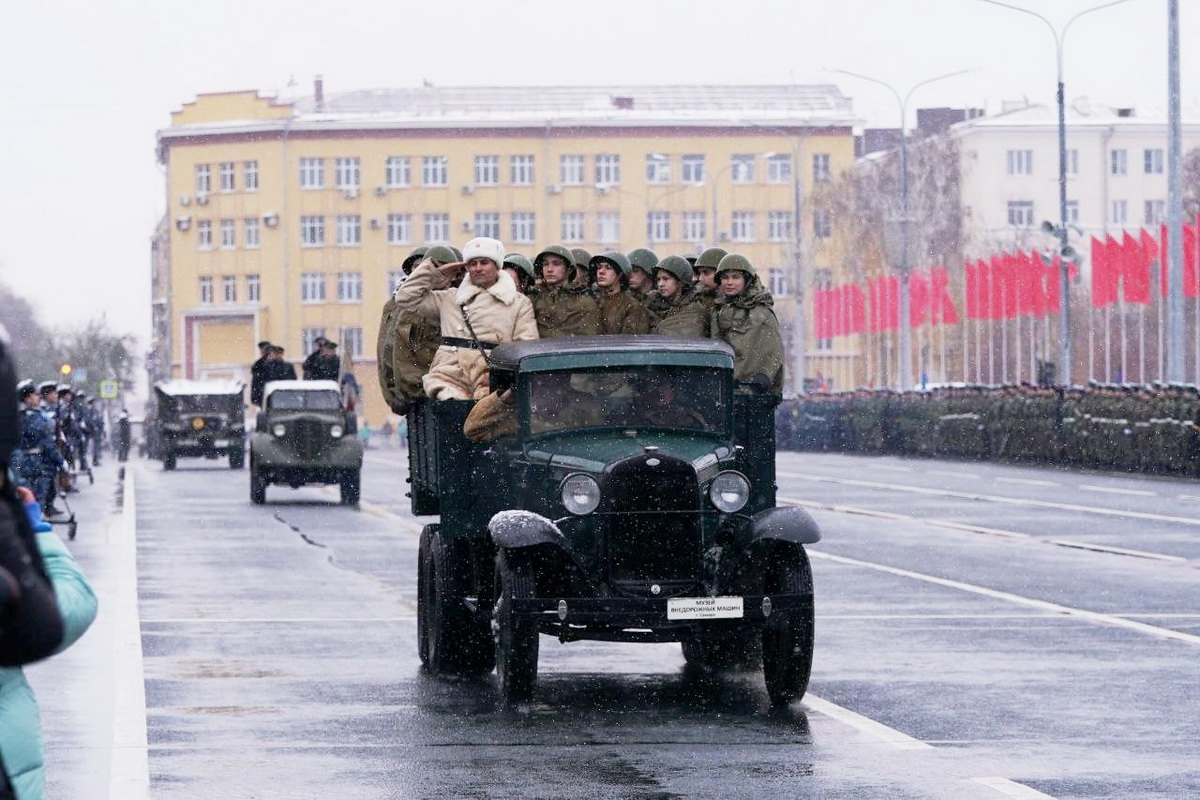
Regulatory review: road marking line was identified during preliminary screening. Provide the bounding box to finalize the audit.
[110,471,149,800]
[359,501,424,533]
[1178,494,1200,502]
[870,464,914,472]
[1047,540,1187,562]
[781,497,1031,541]
[777,471,1199,526]
[1079,484,1157,497]
[804,694,931,750]
[809,550,1200,647]
[995,477,1058,487]
[971,776,1057,799]
[929,469,978,478]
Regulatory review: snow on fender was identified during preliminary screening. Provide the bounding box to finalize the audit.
[488,510,565,550]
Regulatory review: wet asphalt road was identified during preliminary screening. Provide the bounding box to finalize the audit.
[28,447,1200,798]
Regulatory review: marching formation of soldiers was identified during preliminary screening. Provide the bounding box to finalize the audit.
[377,240,786,423]
[778,381,1200,475]
[11,379,107,517]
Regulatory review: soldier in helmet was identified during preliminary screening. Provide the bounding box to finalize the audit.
[711,253,784,394]
[16,380,65,514]
[626,248,658,304]
[503,253,536,295]
[647,255,708,338]
[382,245,457,413]
[530,244,601,339]
[377,246,430,413]
[590,251,651,335]
[693,246,727,311]
[570,248,594,290]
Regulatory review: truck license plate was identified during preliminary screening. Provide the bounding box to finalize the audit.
[667,596,743,620]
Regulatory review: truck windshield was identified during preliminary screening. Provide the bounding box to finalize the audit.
[172,396,238,414]
[526,367,727,436]
[269,390,342,411]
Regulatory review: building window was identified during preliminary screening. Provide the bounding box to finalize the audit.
[597,211,620,244]
[219,162,235,192]
[1145,199,1165,225]
[387,214,412,244]
[424,213,449,242]
[1144,148,1164,174]
[336,215,361,246]
[474,212,501,239]
[474,155,500,185]
[243,218,260,249]
[300,215,325,246]
[1007,201,1035,226]
[813,209,832,239]
[769,268,789,297]
[244,160,259,191]
[767,211,793,241]
[337,272,363,302]
[595,154,621,186]
[199,276,213,304]
[300,157,325,188]
[1066,200,1080,225]
[682,211,706,243]
[1006,149,1033,175]
[510,155,535,186]
[387,271,405,294]
[511,212,536,244]
[247,274,261,303]
[1067,149,1079,175]
[195,164,211,195]
[681,154,705,184]
[646,154,670,184]
[560,155,585,185]
[341,327,364,358]
[1110,149,1127,176]
[302,328,326,353]
[197,220,212,250]
[219,219,236,249]
[335,157,361,189]
[385,156,411,188]
[647,211,670,243]
[731,211,755,242]
[767,154,792,184]
[1110,199,1128,225]
[812,153,832,184]
[222,275,237,303]
[422,156,448,186]
[728,155,755,184]
[300,273,326,303]
[561,212,586,243]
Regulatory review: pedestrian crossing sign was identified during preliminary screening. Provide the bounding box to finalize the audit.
[99,379,119,399]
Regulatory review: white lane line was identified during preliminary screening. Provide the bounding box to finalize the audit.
[971,777,1057,799]
[1079,484,1157,497]
[777,471,1200,527]
[1047,540,1187,562]
[995,477,1058,487]
[804,694,931,750]
[110,473,149,800]
[809,550,1200,647]
[929,469,978,479]
[871,464,914,472]
[781,496,1031,541]
[1178,494,1200,502]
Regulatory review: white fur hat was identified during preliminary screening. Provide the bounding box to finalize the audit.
[461,237,505,267]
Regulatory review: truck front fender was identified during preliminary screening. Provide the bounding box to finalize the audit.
[488,510,567,550]
[748,505,821,546]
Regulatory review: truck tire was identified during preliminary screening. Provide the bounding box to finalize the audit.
[250,467,267,505]
[418,528,494,676]
[340,469,361,506]
[163,450,176,471]
[761,547,815,706]
[493,550,539,705]
[229,448,245,470]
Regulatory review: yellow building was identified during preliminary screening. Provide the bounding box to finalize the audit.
[153,83,860,421]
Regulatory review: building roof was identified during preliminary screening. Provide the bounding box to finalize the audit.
[951,98,1200,132]
[160,84,859,141]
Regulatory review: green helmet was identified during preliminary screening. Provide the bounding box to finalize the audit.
[590,251,632,277]
[715,252,758,281]
[570,248,593,269]
[448,245,463,261]
[627,248,659,275]
[695,247,728,270]
[654,255,694,284]
[503,252,536,280]
[425,244,459,265]
[534,244,575,275]
[402,246,429,273]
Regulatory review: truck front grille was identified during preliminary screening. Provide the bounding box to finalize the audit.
[604,454,701,585]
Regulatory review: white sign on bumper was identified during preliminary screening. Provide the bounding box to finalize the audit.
[667,596,744,620]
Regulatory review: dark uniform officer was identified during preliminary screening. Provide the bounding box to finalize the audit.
[15,380,64,511]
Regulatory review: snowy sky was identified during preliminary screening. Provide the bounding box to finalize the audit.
[0,0,1192,351]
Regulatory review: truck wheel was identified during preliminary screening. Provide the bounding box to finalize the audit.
[493,551,539,705]
[761,547,815,706]
[250,468,267,505]
[419,529,494,676]
[229,448,245,470]
[163,450,176,471]
[340,469,361,506]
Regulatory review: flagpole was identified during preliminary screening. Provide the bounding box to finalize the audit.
[1087,307,1095,381]
[1138,305,1145,384]
[1119,302,1127,383]
[1105,307,1112,382]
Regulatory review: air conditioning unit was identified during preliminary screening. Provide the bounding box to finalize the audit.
[546,184,562,195]
[596,185,611,196]
[343,188,359,200]
[262,212,279,228]
[174,215,192,232]
[195,193,209,206]
[461,185,474,196]
[375,186,388,197]
[179,195,191,207]
[719,232,730,242]
[461,220,474,232]
[370,218,381,230]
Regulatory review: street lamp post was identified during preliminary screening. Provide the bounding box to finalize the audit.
[977,0,1134,386]
[829,68,970,390]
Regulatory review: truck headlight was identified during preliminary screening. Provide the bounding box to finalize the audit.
[561,474,600,515]
[329,424,344,439]
[709,471,750,513]
[272,423,286,437]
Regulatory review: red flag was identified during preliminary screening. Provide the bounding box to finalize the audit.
[931,267,959,325]
[1016,251,1036,315]
[964,261,978,320]
[1027,252,1048,317]
[1187,221,1200,298]
[997,254,1019,319]
[849,285,866,334]
[909,270,929,328]
[1046,254,1062,313]
[813,288,827,339]
[884,275,901,330]
[1106,235,1123,305]
[1122,231,1150,303]
[1091,236,1114,308]
[867,278,880,332]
